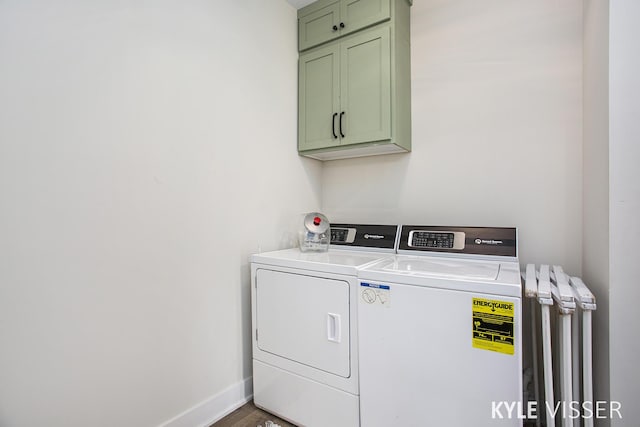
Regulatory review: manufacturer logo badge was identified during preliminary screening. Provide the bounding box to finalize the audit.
[475,239,503,245]
[364,234,385,240]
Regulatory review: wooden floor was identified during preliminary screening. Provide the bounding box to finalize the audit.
[211,401,297,427]
[212,401,540,426]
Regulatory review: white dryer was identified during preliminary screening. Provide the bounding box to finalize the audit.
[250,224,399,427]
[357,226,523,427]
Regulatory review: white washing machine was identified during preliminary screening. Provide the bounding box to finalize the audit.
[250,224,399,427]
[357,226,523,427]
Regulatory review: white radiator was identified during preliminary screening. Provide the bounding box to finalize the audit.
[524,264,597,427]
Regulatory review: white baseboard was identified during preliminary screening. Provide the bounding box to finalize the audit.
[158,377,253,427]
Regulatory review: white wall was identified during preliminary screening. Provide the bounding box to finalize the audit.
[322,0,584,273]
[0,1,321,426]
[609,1,640,424]
[582,0,611,416]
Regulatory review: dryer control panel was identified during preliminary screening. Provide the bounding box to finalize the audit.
[330,224,399,250]
[330,227,357,244]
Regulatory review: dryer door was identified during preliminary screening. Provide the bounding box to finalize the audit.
[255,268,351,378]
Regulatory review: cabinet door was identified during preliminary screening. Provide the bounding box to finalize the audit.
[340,26,391,146]
[341,0,390,35]
[299,44,341,152]
[298,1,341,51]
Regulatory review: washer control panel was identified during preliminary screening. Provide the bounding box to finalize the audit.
[408,231,465,249]
[399,226,517,257]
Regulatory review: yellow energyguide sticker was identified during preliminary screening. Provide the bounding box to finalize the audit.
[472,298,515,355]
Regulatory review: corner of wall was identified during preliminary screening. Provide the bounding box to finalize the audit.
[582,0,611,412]
[159,377,252,427]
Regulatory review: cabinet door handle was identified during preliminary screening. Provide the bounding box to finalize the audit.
[332,25,338,31]
[339,111,345,138]
[332,113,338,139]
[340,22,345,29]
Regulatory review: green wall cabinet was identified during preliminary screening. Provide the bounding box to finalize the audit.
[298,0,391,52]
[298,0,412,161]
[299,26,391,152]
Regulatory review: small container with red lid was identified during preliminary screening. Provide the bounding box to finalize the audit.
[299,212,330,252]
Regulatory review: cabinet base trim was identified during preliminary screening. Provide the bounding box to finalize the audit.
[300,141,409,161]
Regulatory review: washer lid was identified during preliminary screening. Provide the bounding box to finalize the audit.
[376,256,500,280]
